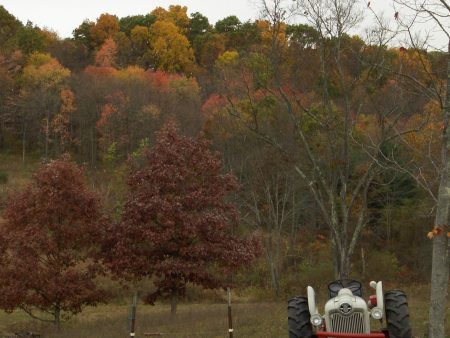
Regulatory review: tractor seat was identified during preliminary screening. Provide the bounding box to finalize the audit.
[328,279,363,298]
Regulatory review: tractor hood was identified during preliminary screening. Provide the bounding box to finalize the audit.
[324,288,371,334]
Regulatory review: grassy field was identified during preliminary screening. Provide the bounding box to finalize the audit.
[0,285,447,338]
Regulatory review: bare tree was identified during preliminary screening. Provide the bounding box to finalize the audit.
[217,0,434,282]
[373,1,450,337]
[227,0,379,279]
[244,170,294,298]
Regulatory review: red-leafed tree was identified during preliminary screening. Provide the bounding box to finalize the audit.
[0,157,108,328]
[104,122,260,315]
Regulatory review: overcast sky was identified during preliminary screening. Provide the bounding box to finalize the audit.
[0,0,259,38]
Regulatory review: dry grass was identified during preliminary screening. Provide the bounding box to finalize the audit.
[1,302,287,338]
[0,285,446,338]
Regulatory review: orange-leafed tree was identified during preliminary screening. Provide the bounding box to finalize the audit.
[0,157,108,328]
[51,88,76,154]
[103,123,260,315]
[95,37,118,67]
[91,13,120,49]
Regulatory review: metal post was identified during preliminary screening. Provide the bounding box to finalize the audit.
[227,287,233,338]
[129,292,138,338]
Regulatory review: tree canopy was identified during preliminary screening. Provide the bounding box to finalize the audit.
[103,123,260,314]
[0,157,108,327]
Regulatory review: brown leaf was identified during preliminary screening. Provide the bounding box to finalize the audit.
[427,226,445,239]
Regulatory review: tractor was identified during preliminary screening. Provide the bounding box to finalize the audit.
[288,279,412,338]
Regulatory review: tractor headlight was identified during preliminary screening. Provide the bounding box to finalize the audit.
[371,307,383,320]
[311,314,323,326]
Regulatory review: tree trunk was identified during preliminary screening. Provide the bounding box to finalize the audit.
[331,238,339,279]
[44,116,49,162]
[270,260,280,299]
[0,114,4,150]
[428,40,450,338]
[429,232,449,338]
[22,123,27,165]
[339,251,351,280]
[333,242,351,280]
[170,291,178,316]
[267,233,281,299]
[91,123,98,167]
[54,305,61,331]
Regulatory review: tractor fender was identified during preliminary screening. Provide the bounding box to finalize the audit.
[370,280,384,316]
[307,286,319,315]
[376,281,384,314]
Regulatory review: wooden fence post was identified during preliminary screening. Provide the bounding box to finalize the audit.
[129,292,138,338]
[227,287,233,338]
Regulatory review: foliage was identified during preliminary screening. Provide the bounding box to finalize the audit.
[119,14,156,35]
[0,171,7,184]
[150,5,190,34]
[364,251,401,281]
[16,21,46,55]
[22,52,70,87]
[129,25,152,67]
[188,12,211,42]
[149,20,195,73]
[51,88,76,153]
[215,16,241,33]
[95,37,117,67]
[103,123,260,310]
[16,53,72,160]
[91,14,120,49]
[193,32,225,69]
[72,20,95,49]
[0,157,108,325]
[217,50,239,65]
[286,24,320,49]
[0,5,22,52]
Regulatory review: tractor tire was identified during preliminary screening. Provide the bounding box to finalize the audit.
[384,290,412,338]
[288,296,313,338]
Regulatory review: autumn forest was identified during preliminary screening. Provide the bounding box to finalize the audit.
[0,0,448,337]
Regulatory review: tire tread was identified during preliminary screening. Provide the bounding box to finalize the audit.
[288,296,313,338]
[384,290,412,338]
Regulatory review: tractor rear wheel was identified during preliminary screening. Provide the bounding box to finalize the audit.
[384,290,412,338]
[288,296,313,338]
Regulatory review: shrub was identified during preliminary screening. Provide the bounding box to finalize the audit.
[363,250,400,282]
[0,172,7,184]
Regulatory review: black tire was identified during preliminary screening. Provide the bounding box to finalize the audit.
[288,296,313,338]
[384,290,412,338]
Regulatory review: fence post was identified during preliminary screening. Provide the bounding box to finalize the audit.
[227,287,233,338]
[129,292,138,338]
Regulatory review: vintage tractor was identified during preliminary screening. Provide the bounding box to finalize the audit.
[288,279,412,338]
